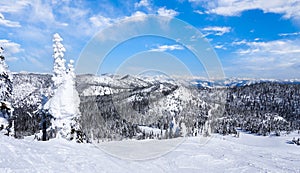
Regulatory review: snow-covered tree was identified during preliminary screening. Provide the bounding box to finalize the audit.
[0,47,12,102]
[0,47,14,136]
[43,34,84,142]
[52,33,66,89]
[45,59,80,119]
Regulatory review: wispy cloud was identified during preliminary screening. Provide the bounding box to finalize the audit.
[278,32,300,37]
[135,1,179,19]
[89,15,114,28]
[202,26,231,36]
[197,0,300,19]
[232,39,247,45]
[0,13,21,27]
[234,40,300,55]
[193,10,207,15]
[0,39,23,54]
[0,0,30,13]
[0,39,23,61]
[149,44,184,52]
[90,11,148,30]
[214,44,226,50]
[229,39,300,78]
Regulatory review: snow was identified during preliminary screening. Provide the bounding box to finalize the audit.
[1,132,299,172]
[0,65,4,75]
[97,137,185,160]
[0,117,8,129]
[81,86,112,96]
[138,125,162,136]
[274,115,286,121]
[44,74,80,119]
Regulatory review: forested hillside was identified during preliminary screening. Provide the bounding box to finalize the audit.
[9,73,300,141]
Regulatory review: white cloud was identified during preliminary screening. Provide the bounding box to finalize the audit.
[230,39,300,78]
[232,39,247,45]
[193,10,206,15]
[0,39,23,61]
[0,39,23,54]
[188,0,201,4]
[149,44,184,52]
[1,0,78,30]
[1,0,55,26]
[26,0,71,28]
[89,11,150,43]
[157,7,179,18]
[89,15,113,28]
[59,4,89,23]
[235,40,300,55]
[202,26,231,36]
[90,11,148,30]
[254,38,260,41]
[200,0,300,19]
[0,13,21,27]
[134,0,151,10]
[279,32,300,37]
[123,11,148,22]
[0,0,31,13]
[214,45,226,50]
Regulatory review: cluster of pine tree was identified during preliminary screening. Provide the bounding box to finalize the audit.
[13,73,52,138]
[212,82,300,136]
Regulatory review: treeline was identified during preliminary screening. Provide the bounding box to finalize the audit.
[213,82,300,136]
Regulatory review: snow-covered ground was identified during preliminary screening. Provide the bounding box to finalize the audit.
[1,132,299,173]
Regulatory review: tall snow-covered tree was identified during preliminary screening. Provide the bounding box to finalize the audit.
[0,47,14,136]
[43,34,83,142]
[52,33,66,89]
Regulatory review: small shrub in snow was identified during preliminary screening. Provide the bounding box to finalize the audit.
[292,137,300,146]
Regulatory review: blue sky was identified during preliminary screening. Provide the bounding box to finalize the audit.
[1,0,300,79]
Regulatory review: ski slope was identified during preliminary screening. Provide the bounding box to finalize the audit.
[0,132,299,173]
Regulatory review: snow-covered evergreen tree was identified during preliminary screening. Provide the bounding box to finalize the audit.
[52,33,66,89]
[0,47,14,136]
[43,34,84,142]
[0,48,12,102]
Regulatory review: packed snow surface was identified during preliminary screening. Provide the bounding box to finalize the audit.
[0,132,299,172]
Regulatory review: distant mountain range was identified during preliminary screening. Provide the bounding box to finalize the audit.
[11,73,300,140]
